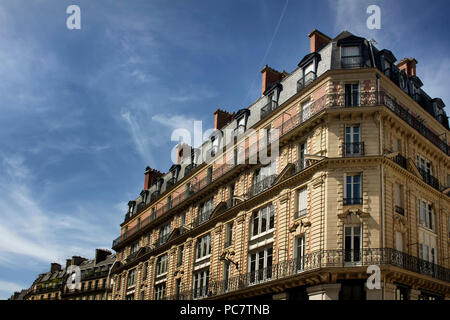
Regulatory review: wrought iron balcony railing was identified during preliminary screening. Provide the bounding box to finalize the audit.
[166,248,450,300]
[341,56,363,69]
[260,100,278,120]
[417,167,440,190]
[297,71,316,92]
[342,142,365,156]
[248,174,277,198]
[343,197,362,205]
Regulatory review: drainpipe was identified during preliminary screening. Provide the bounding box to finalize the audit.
[380,116,385,250]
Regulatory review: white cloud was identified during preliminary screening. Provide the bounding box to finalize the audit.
[0,280,26,299]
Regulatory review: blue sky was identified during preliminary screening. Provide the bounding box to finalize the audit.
[0,0,449,299]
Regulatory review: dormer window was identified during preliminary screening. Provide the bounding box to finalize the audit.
[234,109,250,136]
[211,135,220,157]
[341,46,361,69]
[128,201,136,217]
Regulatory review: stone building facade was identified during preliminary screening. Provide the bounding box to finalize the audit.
[110,30,450,300]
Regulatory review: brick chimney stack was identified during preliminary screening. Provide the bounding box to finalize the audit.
[308,29,331,53]
[214,109,234,130]
[65,259,72,269]
[260,65,285,96]
[95,249,111,265]
[50,263,61,273]
[396,58,418,77]
[144,167,163,189]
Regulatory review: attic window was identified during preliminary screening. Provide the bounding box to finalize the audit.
[341,46,361,69]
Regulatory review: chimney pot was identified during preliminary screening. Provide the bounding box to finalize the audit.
[308,29,331,53]
[213,109,234,130]
[397,58,418,77]
[260,65,284,96]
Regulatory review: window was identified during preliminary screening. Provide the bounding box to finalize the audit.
[174,278,182,300]
[416,155,432,174]
[228,183,236,206]
[225,222,233,247]
[158,223,171,244]
[116,275,121,291]
[126,269,136,288]
[130,242,139,255]
[193,269,209,299]
[211,135,220,157]
[295,235,305,271]
[297,142,306,170]
[395,232,404,252]
[196,234,211,261]
[344,225,361,263]
[156,254,168,276]
[394,183,404,215]
[251,204,275,237]
[167,195,172,209]
[177,246,184,267]
[206,167,213,183]
[197,197,214,226]
[140,291,145,300]
[142,262,148,281]
[126,294,134,300]
[154,283,166,300]
[419,230,437,264]
[344,125,362,155]
[418,199,435,231]
[341,46,361,68]
[301,100,311,122]
[249,247,273,284]
[223,262,231,291]
[296,187,308,218]
[344,174,362,205]
[345,83,360,106]
[180,212,186,227]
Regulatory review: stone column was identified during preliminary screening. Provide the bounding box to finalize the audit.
[307,283,341,300]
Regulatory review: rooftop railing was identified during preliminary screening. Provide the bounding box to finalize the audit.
[297,71,316,92]
[260,100,278,120]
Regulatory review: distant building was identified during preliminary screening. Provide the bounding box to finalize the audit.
[110,29,450,300]
[8,289,28,300]
[24,249,115,300]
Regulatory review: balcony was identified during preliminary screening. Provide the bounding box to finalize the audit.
[341,56,363,69]
[167,248,450,300]
[342,142,365,156]
[184,163,197,176]
[395,205,405,215]
[417,167,440,190]
[166,177,176,189]
[343,197,362,205]
[260,100,278,120]
[150,191,160,202]
[247,174,277,198]
[297,71,316,92]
